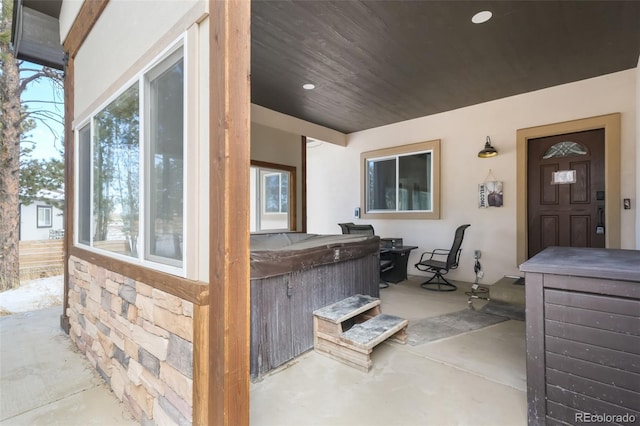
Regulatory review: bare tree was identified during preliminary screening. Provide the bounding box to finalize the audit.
[0,0,63,290]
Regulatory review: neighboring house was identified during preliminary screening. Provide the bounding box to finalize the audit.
[10,0,640,425]
[19,190,65,241]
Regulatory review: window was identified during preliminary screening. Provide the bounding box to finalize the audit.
[146,49,184,265]
[361,139,440,220]
[37,206,52,228]
[92,83,140,257]
[543,141,588,159]
[250,162,295,232]
[78,125,91,245]
[75,41,187,275]
[263,172,288,214]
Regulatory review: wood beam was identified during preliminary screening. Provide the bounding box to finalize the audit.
[60,54,74,333]
[61,0,110,333]
[63,0,110,58]
[193,302,210,425]
[208,0,251,425]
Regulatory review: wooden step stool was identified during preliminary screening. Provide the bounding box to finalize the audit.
[313,294,408,372]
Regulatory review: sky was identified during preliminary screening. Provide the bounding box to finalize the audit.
[20,62,65,161]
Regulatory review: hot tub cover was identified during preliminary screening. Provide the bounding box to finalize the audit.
[250,233,380,279]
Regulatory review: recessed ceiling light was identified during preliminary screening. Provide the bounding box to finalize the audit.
[472,10,492,24]
[302,83,315,90]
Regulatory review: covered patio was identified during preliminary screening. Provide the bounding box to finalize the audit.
[1,276,526,425]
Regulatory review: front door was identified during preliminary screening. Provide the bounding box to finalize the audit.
[527,129,605,258]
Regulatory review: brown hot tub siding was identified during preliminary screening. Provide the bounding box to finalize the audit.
[250,233,380,378]
[520,247,640,425]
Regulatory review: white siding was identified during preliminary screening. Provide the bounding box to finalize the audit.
[20,203,64,241]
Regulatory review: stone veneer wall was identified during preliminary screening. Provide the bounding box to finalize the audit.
[67,256,195,425]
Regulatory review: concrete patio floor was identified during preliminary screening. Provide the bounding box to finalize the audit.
[0,306,136,425]
[250,276,527,425]
[0,276,527,425]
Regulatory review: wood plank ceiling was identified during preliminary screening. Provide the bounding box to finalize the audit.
[251,1,640,133]
[14,1,640,135]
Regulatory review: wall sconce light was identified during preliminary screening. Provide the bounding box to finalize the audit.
[478,136,498,158]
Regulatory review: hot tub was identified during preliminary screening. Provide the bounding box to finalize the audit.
[250,233,380,378]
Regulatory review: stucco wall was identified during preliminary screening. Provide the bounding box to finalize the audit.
[58,0,82,44]
[636,56,640,249]
[72,0,204,118]
[251,123,304,231]
[307,69,638,285]
[67,256,194,424]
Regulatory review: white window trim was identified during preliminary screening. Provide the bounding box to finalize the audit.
[250,163,295,233]
[73,33,198,279]
[144,47,185,269]
[261,172,287,215]
[37,205,53,228]
[365,149,434,214]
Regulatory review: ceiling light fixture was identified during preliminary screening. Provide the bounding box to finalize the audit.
[478,136,498,158]
[302,83,315,90]
[472,10,492,24]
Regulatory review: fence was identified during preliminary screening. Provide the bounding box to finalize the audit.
[19,239,64,280]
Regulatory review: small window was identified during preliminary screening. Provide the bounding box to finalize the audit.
[250,162,295,232]
[263,172,288,214]
[37,206,53,228]
[543,141,588,159]
[361,140,440,220]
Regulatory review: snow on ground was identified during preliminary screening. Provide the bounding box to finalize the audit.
[0,275,63,315]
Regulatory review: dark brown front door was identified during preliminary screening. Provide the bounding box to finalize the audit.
[527,129,605,258]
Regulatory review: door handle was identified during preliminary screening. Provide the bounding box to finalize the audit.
[596,207,605,235]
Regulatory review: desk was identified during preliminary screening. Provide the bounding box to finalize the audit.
[380,245,418,283]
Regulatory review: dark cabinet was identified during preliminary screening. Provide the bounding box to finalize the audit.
[520,247,640,425]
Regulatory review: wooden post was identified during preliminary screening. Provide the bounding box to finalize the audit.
[61,0,111,334]
[208,1,251,425]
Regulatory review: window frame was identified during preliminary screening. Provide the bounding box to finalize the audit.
[73,35,195,278]
[144,48,186,268]
[37,205,53,228]
[90,81,141,259]
[250,160,296,233]
[261,172,288,215]
[360,139,441,220]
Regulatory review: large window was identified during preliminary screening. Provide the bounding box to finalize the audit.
[361,139,440,220]
[75,42,186,274]
[146,49,184,265]
[250,161,295,232]
[92,83,140,257]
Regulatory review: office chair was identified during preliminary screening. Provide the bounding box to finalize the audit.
[338,223,394,288]
[414,224,470,291]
